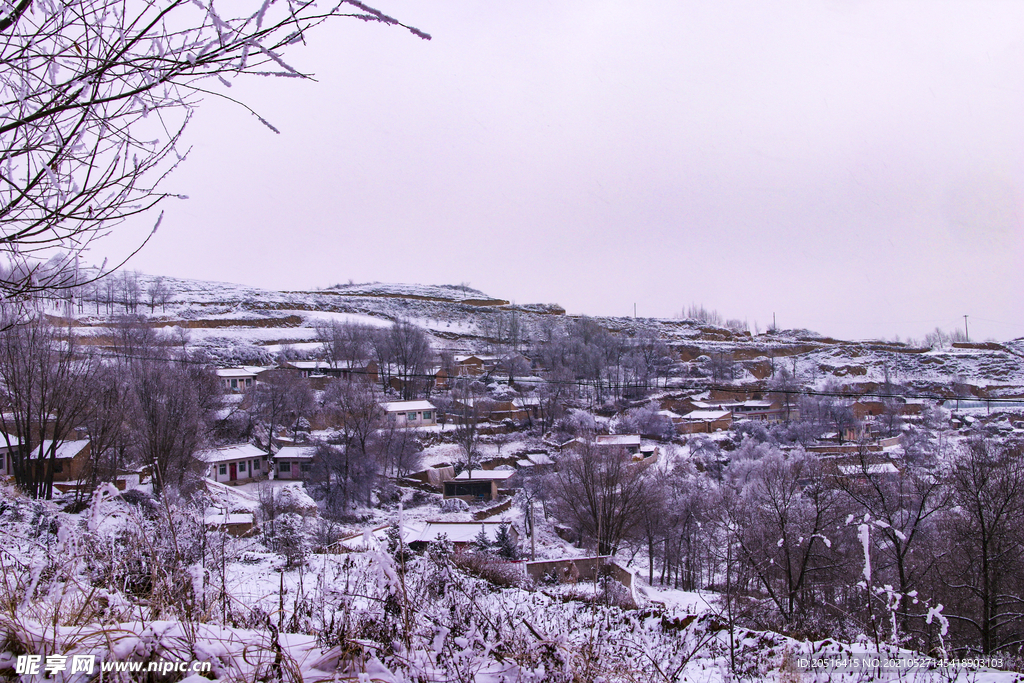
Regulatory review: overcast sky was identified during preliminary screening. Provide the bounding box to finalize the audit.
[111,0,1024,343]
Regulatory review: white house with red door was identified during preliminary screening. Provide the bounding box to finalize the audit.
[199,444,270,484]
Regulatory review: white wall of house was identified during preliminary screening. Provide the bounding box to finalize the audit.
[211,457,266,483]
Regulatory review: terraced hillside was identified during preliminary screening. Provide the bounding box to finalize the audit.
[52,272,1024,399]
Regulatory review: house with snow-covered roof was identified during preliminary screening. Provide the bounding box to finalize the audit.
[381,400,437,427]
[0,437,95,486]
[273,446,316,480]
[280,359,378,383]
[216,366,267,393]
[443,469,516,501]
[452,354,500,377]
[0,432,22,477]
[677,409,733,434]
[198,444,270,484]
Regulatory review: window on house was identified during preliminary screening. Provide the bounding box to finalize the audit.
[422,411,431,420]
[231,379,238,389]
[219,464,227,476]
[408,412,417,420]
[252,460,260,470]
[238,461,246,471]
[300,463,312,473]
[279,461,291,473]
[245,378,252,387]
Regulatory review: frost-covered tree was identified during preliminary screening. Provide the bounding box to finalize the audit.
[0,315,95,498]
[722,449,848,625]
[613,403,675,442]
[549,437,654,556]
[938,438,1024,654]
[472,524,492,553]
[274,512,310,567]
[249,369,314,449]
[0,0,427,297]
[494,522,519,560]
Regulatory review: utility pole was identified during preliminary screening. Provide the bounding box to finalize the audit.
[634,303,637,319]
[964,315,969,343]
[530,503,536,561]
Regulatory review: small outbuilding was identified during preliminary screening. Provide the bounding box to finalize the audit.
[443,469,516,501]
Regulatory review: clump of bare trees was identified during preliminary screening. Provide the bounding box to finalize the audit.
[0,314,219,499]
[547,436,655,556]
[310,378,421,518]
[533,318,673,407]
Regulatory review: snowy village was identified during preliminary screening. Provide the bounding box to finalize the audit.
[0,275,1020,682]
[3,0,1024,680]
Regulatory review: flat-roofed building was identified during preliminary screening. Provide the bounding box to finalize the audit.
[381,400,437,427]
[443,469,516,501]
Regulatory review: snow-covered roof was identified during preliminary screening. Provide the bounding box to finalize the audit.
[657,409,683,420]
[381,400,436,412]
[0,432,22,447]
[453,470,516,481]
[286,360,373,371]
[204,512,255,526]
[682,410,732,421]
[516,452,554,467]
[275,446,315,460]
[38,439,89,459]
[199,444,268,463]
[838,463,899,476]
[217,367,259,378]
[409,521,513,545]
[337,520,514,550]
[285,361,325,370]
[596,434,642,447]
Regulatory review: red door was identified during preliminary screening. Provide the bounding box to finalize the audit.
[229,462,237,481]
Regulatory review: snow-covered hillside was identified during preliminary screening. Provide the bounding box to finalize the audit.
[52,272,1024,397]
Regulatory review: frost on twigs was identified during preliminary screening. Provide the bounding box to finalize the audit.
[0,0,427,299]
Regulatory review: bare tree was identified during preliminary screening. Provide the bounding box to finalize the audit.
[451,379,486,473]
[80,362,131,496]
[0,0,427,298]
[146,277,173,313]
[316,320,374,370]
[723,449,847,625]
[376,421,421,479]
[317,379,384,509]
[0,315,95,498]
[767,365,800,422]
[248,369,314,451]
[836,450,948,640]
[126,352,219,497]
[378,319,434,400]
[939,438,1024,654]
[548,436,654,556]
